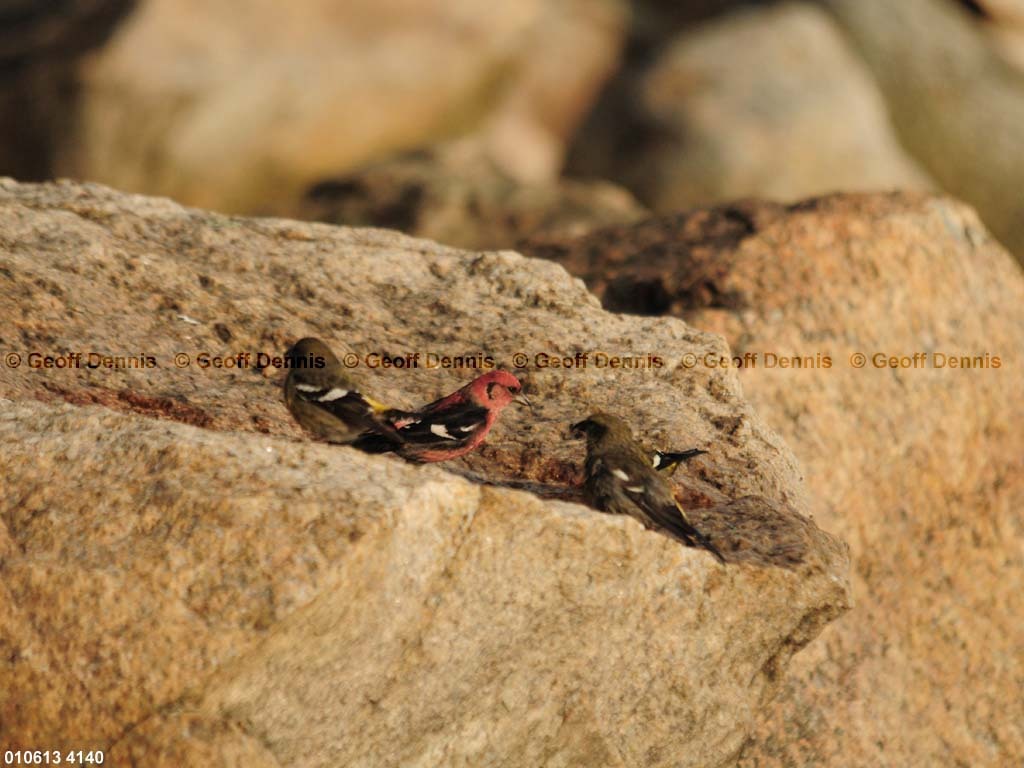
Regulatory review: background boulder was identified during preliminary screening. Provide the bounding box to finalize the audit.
[522,191,1024,766]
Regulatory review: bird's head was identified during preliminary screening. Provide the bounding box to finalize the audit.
[284,337,339,374]
[466,370,530,410]
[285,337,337,369]
[571,411,633,447]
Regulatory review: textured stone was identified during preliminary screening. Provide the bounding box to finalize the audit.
[522,191,1024,766]
[62,0,626,214]
[298,144,646,250]
[825,0,1024,261]
[0,179,849,766]
[568,3,931,211]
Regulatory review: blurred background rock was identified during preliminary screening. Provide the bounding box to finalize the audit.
[4,0,1024,262]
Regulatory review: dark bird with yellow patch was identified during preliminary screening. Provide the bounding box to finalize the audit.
[283,337,402,445]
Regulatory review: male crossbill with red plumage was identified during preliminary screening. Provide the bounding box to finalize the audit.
[354,370,529,463]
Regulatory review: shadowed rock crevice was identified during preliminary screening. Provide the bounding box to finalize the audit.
[0,0,137,180]
[488,473,832,570]
[522,200,782,315]
[39,382,215,428]
[297,145,647,252]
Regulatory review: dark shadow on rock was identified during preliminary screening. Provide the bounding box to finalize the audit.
[521,199,783,314]
[0,0,137,180]
[296,146,646,251]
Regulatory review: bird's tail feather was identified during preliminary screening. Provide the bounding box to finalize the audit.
[351,430,400,454]
[655,449,708,474]
[693,530,727,564]
[661,448,707,464]
[352,407,423,453]
[669,502,727,564]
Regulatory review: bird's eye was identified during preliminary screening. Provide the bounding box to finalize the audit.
[509,386,520,394]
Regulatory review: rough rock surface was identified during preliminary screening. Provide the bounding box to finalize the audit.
[522,192,1024,766]
[0,179,849,766]
[62,0,626,215]
[568,3,931,211]
[298,144,647,251]
[825,0,1024,261]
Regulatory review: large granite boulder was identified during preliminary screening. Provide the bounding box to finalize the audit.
[825,0,1024,262]
[522,191,1024,766]
[568,4,931,212]
[60,0,626,214]
[0,179,849,766]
